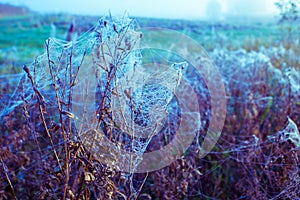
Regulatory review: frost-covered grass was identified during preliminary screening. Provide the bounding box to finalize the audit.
[0,13,299,199]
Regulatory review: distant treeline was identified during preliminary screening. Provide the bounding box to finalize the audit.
[0,3,30,16]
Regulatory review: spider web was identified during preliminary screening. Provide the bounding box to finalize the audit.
[0,13,191,198]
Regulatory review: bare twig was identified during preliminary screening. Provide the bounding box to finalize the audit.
[45,40,70,200]
[23,64,63,173]
[1,157,16,200]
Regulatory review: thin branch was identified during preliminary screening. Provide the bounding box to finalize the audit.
[1,157,17,200]
[23,64,63,173]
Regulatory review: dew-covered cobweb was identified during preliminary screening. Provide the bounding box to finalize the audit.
[0,14,197,198]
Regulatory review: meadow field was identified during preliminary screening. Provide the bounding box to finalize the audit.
[0,8,299,200]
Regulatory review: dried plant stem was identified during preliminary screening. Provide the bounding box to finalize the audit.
[137,172,149,197]
[68,48,73,135]
[23,65,63,173]
[1,157,16,199]
[45,40,70,200]
[20,76,43,160]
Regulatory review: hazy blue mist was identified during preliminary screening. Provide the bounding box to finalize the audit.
[0,0,277,20]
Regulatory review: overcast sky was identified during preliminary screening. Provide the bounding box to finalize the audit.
[0,0,278,20]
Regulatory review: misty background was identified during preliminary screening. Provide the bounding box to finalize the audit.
[0,0,278,20]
